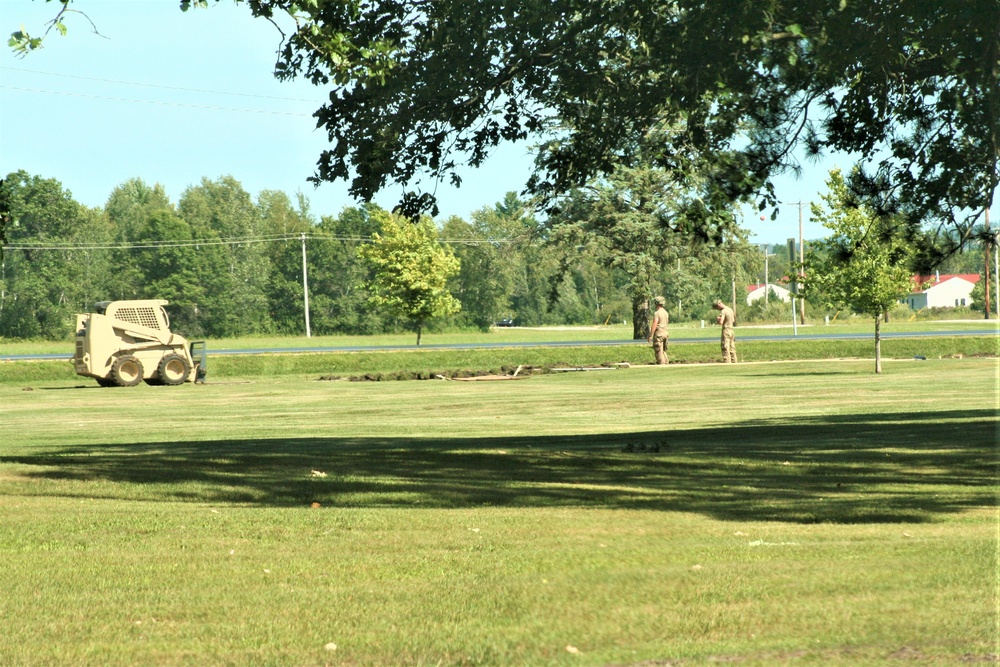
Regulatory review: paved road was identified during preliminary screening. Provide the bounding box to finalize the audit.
[4,328,997,362]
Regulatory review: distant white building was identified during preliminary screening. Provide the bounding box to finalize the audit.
[902,273,980,310]
[746,283,792,305]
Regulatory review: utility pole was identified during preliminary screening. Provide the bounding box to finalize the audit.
[988,207,998,320]
[985,208,992,319]
[782,201,808,324]
[731,273,737,318]
[300,232,311,338]
[762,244,772,304]
[797,201,806,325]
[726,230,737,319]
[677,257,682,315]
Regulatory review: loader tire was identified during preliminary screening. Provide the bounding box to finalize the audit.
[111,355,144,387]
[158,354,191,386]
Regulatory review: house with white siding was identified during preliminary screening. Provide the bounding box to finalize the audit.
[746,283,792,305]
[902,273,980,310]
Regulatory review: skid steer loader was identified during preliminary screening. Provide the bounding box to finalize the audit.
[72,299,206,387]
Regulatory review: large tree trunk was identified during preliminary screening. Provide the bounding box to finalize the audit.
[874,314,882,374]
[416,322,423,346]
[633,297,650,340]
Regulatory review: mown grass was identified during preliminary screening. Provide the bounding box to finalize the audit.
[1,354,997,666]
[1,316,996,356]
[1,334,997,384]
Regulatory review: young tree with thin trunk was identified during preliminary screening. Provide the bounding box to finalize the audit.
[358,211,460,345]
[802,170,915,374]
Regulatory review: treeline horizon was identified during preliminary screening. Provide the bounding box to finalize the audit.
[0,170,989,342]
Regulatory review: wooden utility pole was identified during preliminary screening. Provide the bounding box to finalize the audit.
[797,201,806,325]
[985,208,992,319]
[992,209,999,319]
[301,232,311,338]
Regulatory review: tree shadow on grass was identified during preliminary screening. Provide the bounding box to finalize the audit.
[3,409,996,524]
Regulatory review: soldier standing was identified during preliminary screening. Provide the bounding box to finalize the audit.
[647,296,669,365]
[712,299,737,363]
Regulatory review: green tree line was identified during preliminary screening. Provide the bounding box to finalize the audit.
[1,170,991,342]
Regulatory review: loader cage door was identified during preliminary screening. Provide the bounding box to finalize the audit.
[190,341,207,383]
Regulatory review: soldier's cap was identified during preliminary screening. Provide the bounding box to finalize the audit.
[653,296,666,306]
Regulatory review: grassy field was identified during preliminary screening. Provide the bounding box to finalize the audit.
[1,352,997,665]
[2,333,997,385]
[1,317,997,356]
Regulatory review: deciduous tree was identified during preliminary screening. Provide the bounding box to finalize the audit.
[442,193,539,331]
[358,210,460,344]
[179,176,272,337]
[547,164,741,338]
[17,1,996,261]
[307,204,387,335]
[802,170,915,373]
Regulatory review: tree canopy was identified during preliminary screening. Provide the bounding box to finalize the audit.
[13,1,997,263]
[548,164,694,339]
[236,0,998,252]
[4,168,992,342]
[802,169,916,373]
[357,210,461,344]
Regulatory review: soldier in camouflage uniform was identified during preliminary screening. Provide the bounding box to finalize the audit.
[712,299,737,363]
[647,296,669,365]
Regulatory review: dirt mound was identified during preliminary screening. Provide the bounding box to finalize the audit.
[318,361,629,382]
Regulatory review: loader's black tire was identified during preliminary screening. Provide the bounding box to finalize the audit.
[111,355,144,387]
[158,354,191,386]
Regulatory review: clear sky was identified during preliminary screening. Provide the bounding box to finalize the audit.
[3,1,987,245]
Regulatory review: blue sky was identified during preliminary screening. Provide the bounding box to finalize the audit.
[3,0,974,245]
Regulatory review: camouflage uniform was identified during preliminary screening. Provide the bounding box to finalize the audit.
[714,300,737,363]
[648,298,669,364]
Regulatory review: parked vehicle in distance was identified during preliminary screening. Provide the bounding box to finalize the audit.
[496,318,515,327]
[72,299,206,387]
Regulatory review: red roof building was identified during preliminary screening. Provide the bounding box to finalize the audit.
[904,273,980,309]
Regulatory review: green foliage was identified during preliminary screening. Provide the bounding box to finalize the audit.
[803,169,918,372]
[225,0,997,258]
[8,1,81,57]
[804,170,916,317]
[969,270,995,314]
[178,177,273,337]
[256,190,315,335]
[358,211,461,344]
[549,165,687,338]
[0,171,116,340]
[741,292,795,324]
[442,194,540,331]
[12,2,997,265]
[7,28,44,56]
[3,167,988,343]
[543,164,769,334]
[306,204,387,335]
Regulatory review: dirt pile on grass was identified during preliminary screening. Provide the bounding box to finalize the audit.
[319,361,628,382]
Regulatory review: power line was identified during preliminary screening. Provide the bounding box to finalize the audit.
[3,232,516,251]
[0,85,316,117]
[1,66,322,104]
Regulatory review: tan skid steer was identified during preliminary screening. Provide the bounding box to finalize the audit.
[72,299,206,387]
